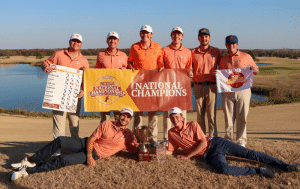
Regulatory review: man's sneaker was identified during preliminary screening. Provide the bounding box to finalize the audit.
[11,157,36,170]
[259,167,276,178]
[10,168,28,181]
[239,143,246,147]
[53,149,61,156]
[288,163,299,172]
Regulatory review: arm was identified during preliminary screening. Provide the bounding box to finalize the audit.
[42,53,57,74]
[176,139,207,160]
[86,135,97,166]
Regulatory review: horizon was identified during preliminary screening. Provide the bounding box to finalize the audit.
[1,0,299,50]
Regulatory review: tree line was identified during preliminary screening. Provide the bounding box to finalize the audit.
[0,48,299,59]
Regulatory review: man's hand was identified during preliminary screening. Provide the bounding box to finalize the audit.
[44,66,53,74]
[176,154,190,160]
[158,67,164,72]
[77,89,84,98]
[87,156,96,167]
[250,66,259,75]
[188,71,193,78]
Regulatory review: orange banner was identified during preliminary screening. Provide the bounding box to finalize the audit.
[84,69,192,112]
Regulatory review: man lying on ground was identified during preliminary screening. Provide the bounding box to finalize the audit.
[10,107,138,181]
[165,107,299,178]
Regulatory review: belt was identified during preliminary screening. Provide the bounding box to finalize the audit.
[195,82,216,85]
[203,136,214,160]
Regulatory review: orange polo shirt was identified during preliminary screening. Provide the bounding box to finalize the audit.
[162,44,192,69]
[43,49,89,70]
[168,121,210,158]
[192,46,222,83]
[94,49,127,69]
[128,40,163,70]
[219,50,258,70]
[92,121,138,158]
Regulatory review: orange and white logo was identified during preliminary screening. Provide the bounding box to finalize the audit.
[88,75,126,105]
[226,72,247,88]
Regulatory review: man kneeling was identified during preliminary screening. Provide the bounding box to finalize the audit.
[165,107,299,178]
[10,107,138,181]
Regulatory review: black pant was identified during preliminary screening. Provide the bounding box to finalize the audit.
[29,137,98,173]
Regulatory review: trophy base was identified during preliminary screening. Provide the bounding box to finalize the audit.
[138,151,151,162]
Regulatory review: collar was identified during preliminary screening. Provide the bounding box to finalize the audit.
[174,121,188,136]
[112,121,127,132]
[195,45,212,54]
[169,43,183,51]
[138,40,154,50]
[228,49,240,57]
[105,48,120,56]
[65,49,81,59]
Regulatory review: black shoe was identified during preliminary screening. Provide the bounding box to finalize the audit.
[259,167,276,178]
[288,163,299,172]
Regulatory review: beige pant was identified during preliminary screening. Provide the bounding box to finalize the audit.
[193,83,217,136]
[52,99,82,139]
[133,111,158,143]
[222,88,251,145]
[100,112,119,123]
[163,110,187,140]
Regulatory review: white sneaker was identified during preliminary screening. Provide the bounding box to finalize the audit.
[10,168,28,181]
[11,157,36,169]
[53,149,61,156]
[239,143,246,147]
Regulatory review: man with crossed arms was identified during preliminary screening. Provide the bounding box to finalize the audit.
[128,25,164,146]
[192,28,222,138]
[94,31,128,123]
[162,27,193,142]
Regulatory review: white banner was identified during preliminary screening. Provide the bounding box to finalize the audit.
[42,64,83,113]
[216,66,253,93]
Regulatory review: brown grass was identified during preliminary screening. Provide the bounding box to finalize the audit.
[0,139,299,189]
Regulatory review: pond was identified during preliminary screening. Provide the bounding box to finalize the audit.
[0,64,269,115]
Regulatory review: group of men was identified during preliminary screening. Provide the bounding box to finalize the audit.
[41,25,258,149]
[9,25,299,180]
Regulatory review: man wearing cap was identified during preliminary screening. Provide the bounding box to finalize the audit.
[128,25,164,146]
[42,33,89,156]
[10,107,139,181]
[94,31,128,123]
[219,35,259,147]
[192,28,222,137]
[162,27,193,142]
[163,107,299,178]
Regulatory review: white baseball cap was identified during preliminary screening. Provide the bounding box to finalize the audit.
[168,107,182,116]
[140,25,153,33]
[120,107,133,117]
[171,27,183,35]
[70,33,83,42]
[107,31,119,39]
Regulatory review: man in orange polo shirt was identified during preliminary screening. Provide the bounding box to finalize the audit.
[128,25,164,146]
[10,107,139,180]
[42,33,89,156]
[164,107,299,178]
[219,35,259,147]
[94,31,128,123]
[192,28,222,137]
[162,27,193,142]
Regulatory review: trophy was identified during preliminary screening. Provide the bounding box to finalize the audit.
[137,126,151,162]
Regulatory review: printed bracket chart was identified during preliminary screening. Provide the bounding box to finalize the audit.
[42,64,83,113]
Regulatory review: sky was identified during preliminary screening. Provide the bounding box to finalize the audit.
[0,0,299,50]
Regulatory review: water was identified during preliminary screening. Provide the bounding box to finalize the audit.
[0,64,269,115]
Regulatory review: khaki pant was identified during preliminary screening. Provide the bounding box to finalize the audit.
[193,83,217,136]
[100,112,119,123]
[52,99,82,139]
[163,110,187,140]
[133,111,158,143]
[222,88,251,145]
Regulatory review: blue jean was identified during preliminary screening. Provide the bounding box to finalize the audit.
[205,137,290,176]
[29,137,98,174]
